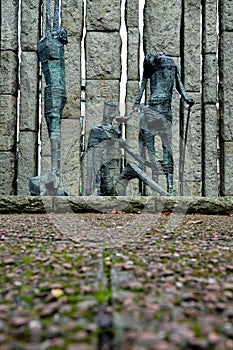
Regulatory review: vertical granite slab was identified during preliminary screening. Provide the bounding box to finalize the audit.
[219,0,233,195]
[17,0,40,194]
[202,0,218,196]
[182,0,202,195]
[61,0,83,194]
[0,0,18,194]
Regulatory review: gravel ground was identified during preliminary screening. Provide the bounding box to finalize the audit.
[0,212,232,350]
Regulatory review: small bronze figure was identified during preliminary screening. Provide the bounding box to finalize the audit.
[134,53,194,193]
[86,101,121,196]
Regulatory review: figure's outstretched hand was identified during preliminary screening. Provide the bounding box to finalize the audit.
[187,98,195,107]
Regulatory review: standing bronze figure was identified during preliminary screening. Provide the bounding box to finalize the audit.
[29,0,68,195]
[134,53,194,193]
[38,0,68,176]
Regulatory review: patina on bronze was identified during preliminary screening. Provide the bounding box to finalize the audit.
[29,0,68,195]
[86,101,169,196]
[86,101,121,196]
[133,53,194,193]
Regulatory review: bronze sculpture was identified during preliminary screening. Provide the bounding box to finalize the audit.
[29,0,68,195]
[86,101,121,196]
[133,53,194,193]
[86,101,169,196]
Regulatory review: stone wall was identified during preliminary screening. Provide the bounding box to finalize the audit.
[0,0,231,197]
[0,0,18,195]
[219,0,233,195]
[17,0,40,195]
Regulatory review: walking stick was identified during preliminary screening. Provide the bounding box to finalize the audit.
[180,104,193,196]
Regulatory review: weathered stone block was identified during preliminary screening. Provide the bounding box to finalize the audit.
[63,0,83,36]
[86,32,121,80]
[183,93,202,195]
[203,54,217,104]
[144,0,181,56]
[126,0,139,28]
[86,0,121,31]
[223,142,233,196]
[184,0,201,91]
[127,28,140,81]
[61,119,80,195]
[203,104,218,196]
[0,95,17,151]
[203,0,218,53]
[85,80,120,134]
[219,32,233,142]
[0,51,17,95]
[17,131,38,195]
[62,37,81,120]
[21,0,40,51]
[1,0,18,50]
[220,0,233,31]
[20,52,39,131]
[0,152,16,195]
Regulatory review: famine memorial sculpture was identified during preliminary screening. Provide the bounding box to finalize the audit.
[133,53,194,194]
[29,0,69,195]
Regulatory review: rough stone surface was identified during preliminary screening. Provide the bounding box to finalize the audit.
[144,0,181,56]
[0,96,17,151]
[222,142,233,196]
[0,196,51,213]
[0,0,18,50]
[62,37,81,120]
[127,28,140,81]
[17,131,38,196]
[19,52,39,131]
[219,1,233,196]
[203,105,218,196]
[61,119,80,195]
[219,32,233,142]
[126,0,139,28]
[21,0,40,51]
[86,32,121,80]
[183,93,202,196]
[0,196,233,214]
[203,0,218,53]
[85,80,120,134]
[86,0,121,31]
[62,0,83,120]
[183,0,201,91]
[220,0,233,31]
[203,54,217,104]
[62,0,83,36]
[0,153,16,195]
[0,51,18,95]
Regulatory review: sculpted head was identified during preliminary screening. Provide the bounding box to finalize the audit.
[103,100,118,124]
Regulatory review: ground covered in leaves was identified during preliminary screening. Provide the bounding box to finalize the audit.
[0,212,232,350]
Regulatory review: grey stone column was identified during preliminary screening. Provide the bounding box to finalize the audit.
[219,0,233,195]
[202,0,218,196]
[84,0,121,194]
[124,0,140,195]
[61,0,83,195]
[182,0,202,196]
[0,0,18,195]
[17,0,40,195]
